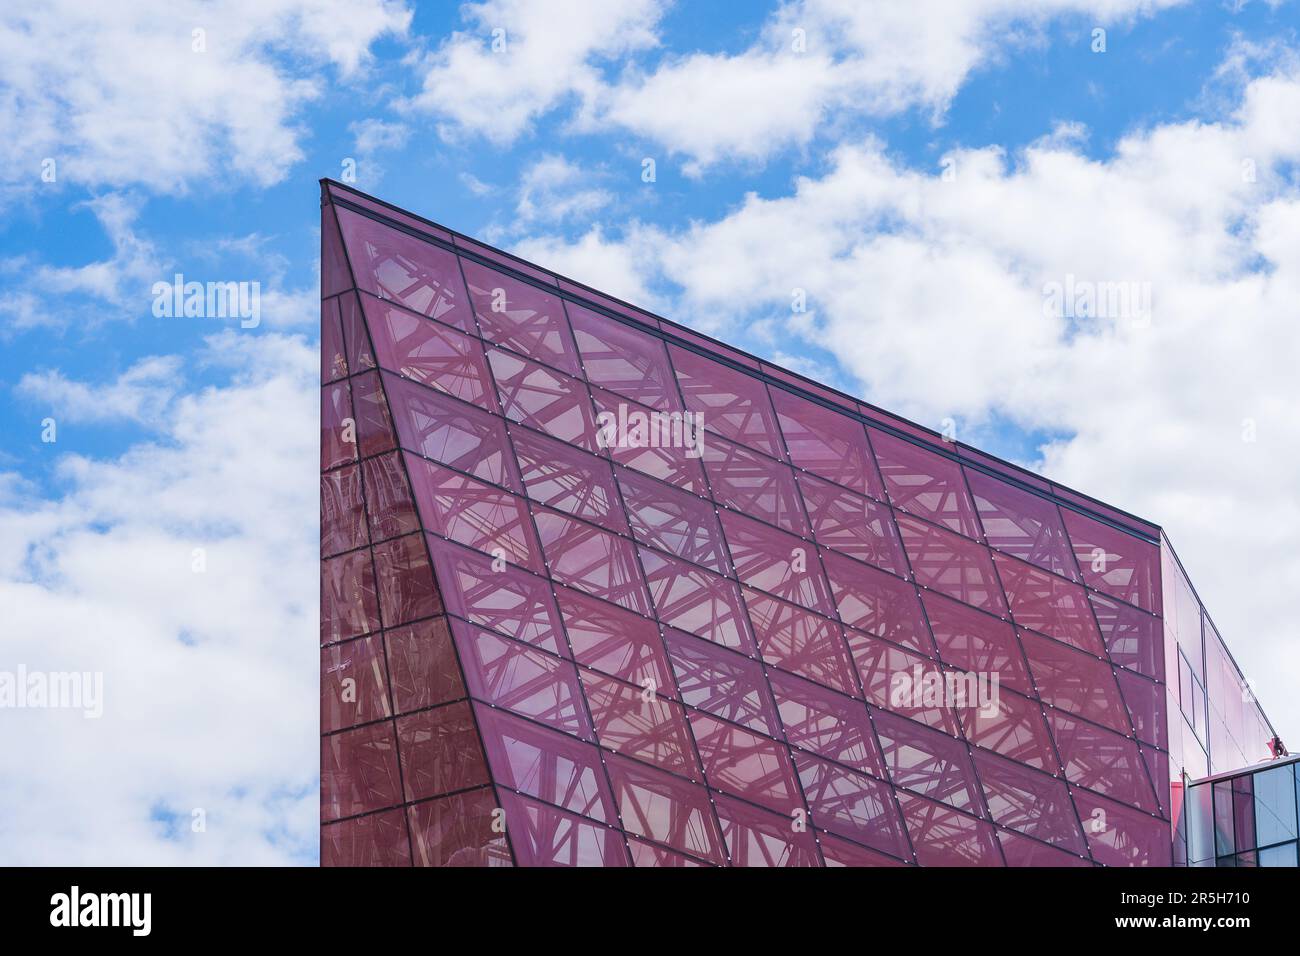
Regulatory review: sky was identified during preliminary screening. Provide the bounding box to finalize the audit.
[0,0,1298,865]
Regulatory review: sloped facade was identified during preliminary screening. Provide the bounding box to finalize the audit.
[319,180,1279,867]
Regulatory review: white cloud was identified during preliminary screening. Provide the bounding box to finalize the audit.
[16,356,184,426]
[0,332,318,864]
[402,0,662,143]
[405,0,1186,175]
[519,51,1300,742]
[516,154,613,223]
[0,0,411,195]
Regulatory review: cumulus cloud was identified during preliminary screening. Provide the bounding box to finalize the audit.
[0,0,411,196]
[0,332,318,864]
[16,356,184,426]
[402,0,663,142]
[515,154,612,223]
[406,0,1186,174]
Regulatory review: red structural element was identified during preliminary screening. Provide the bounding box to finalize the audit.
[319,182,1278,867]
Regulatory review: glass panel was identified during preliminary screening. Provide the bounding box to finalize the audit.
[1254,764,1298,847]
[604,753,726,865]
[701,434,808,536]
[1090,592,1162,681]
[372,532,440,628]
[474,703,617,822]
[993,552,1104,655]
[363,294,497,409]
[965,469,1078,581]
[395,700,490,801]
[321,463,368,557]
[363,453,421,541]
[322,295,347,383]
[714,794,821,867]
[897,515,1007,615]
[664,628,779,734]
[430,539,565,656]
[793,751,909,859]
[335,206,474,331]
[744,589,857,696]
[512,427,627,532]
[488,347,603,453]
[385,618,465,714]
[534,508,652,615]
[581,669,700,781]
[451,619,592,739]
[321,635,391,733]
[590,385,708,494]
[720,510,835,616]
[896,791,1003,867]
[821,550,934,654]
[639,548,755,653]
[872,710,982,813]
[847,630,962,736]
[321,721,401,821]
[1062,509,1161,613]
[384,373,522,492]
[1048,710,1159,813]
[670,343,784,458]
[408,788,512,867]
[973,749,1086,852]
[321,809,410,867]
[770,386,883,497]
[321,549,379,644]
[769,668,884,776]
[461,258,583,376]
[350,371,398,459]
[689,712,803,815]
[568,301,680,410]
[1072,788,1173,866]
[498,792,630,867]
[557,586,674,693]
[617,467,730,574]
[1020,630,1131,735]
[797,473,907,576]
[408,457,543,573]
[869,429,980,538]
[921,590,1032,696]
[321,380,356,471]
[959,686,1060,772]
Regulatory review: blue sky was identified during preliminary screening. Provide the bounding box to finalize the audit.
[1,0,1298,863]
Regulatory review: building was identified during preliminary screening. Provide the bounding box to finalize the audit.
[318,180,1285,866]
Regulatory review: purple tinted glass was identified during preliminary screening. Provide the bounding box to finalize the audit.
[639,548,755,653]
[617,467,730,574]
[430,539,566,656]
[363,294,497,409]
[770,386,884,497]
[670,343,784,459]
[568,301,681,410]
[461,258,582,376]
[451,619,592,739]
[511,427,627,532]
[384,373,522,492]
[797,473,908,576]
[385,618,465,714]
[869,429,981,538]
[395,700,491,802]
[744,589,857,696]
[966,469,1079,580]
[335,205,474,331]
[321,463,368,558]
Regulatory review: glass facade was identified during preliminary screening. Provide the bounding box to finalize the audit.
[319,181,1282,867]
[1183,756,1299,867]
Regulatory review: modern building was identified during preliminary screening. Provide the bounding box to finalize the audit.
[1183,754,1299,867]
[318,180,1287,866]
